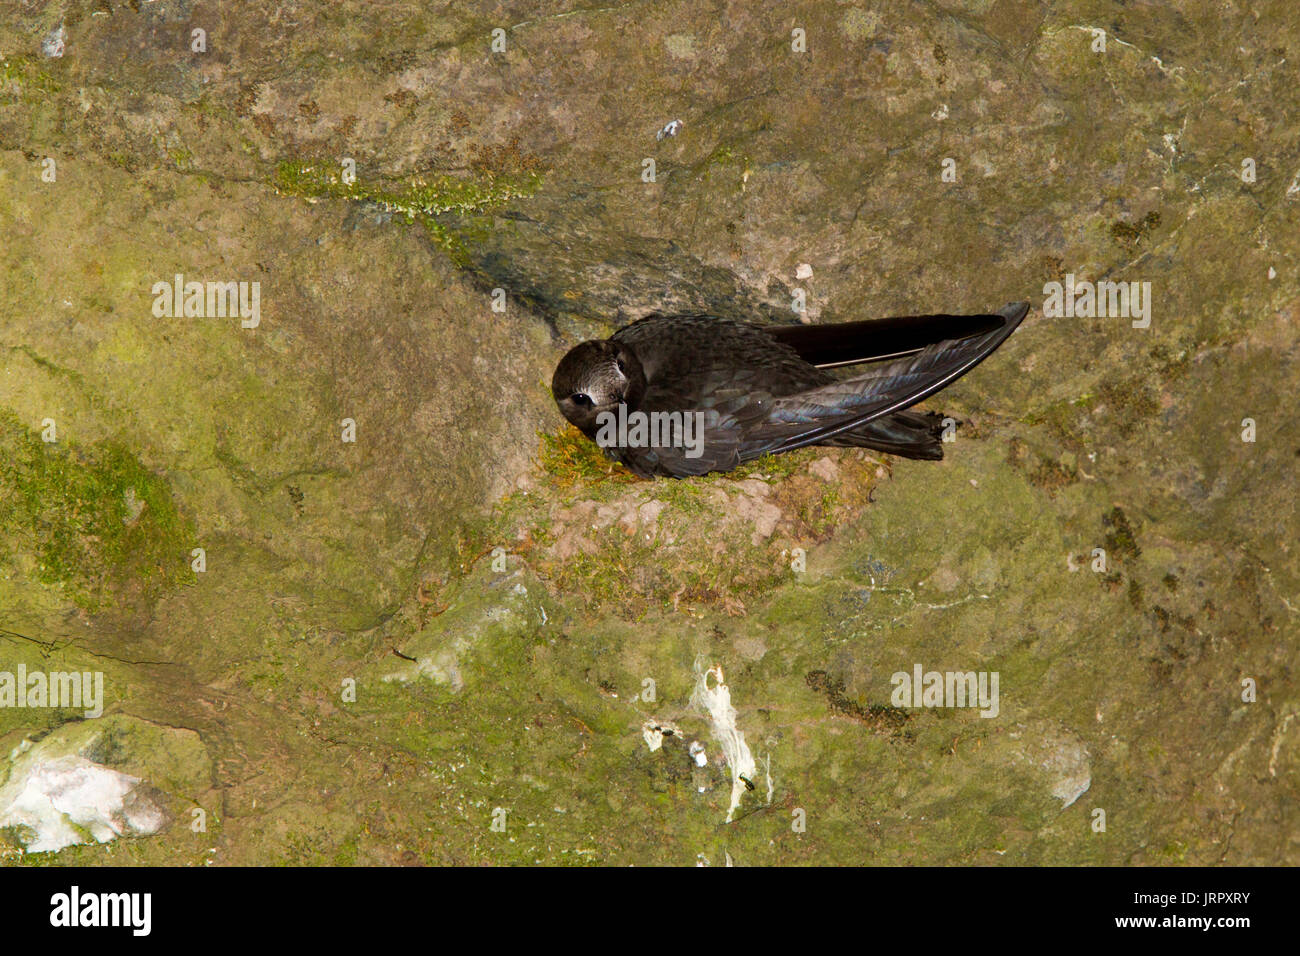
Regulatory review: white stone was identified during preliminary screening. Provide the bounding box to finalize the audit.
[0,754,163,854]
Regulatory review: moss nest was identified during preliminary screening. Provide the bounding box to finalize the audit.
[421,427,885,619]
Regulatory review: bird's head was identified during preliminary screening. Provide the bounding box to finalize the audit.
[551,340,647,434]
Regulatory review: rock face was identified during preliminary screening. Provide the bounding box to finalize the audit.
[0,1,1296,864]
[0,716,207,854]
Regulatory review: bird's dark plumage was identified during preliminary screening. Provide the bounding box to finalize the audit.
[551,302,1028,478]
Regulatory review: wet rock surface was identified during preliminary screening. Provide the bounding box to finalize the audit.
[0,1,1295,863]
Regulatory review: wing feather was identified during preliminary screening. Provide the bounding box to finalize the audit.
[767,310,1012,369]
[738,302,1028,457]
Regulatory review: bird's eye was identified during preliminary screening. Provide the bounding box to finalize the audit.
[615,358,626,374]
[571,393,593,407]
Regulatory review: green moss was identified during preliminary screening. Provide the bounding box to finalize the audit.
[699,142,753,194]
[281,826,346,866]
[0,56,62,103]
[1159,840,1189,862]
[168,146,195,171]
[729,448,816,481]
[272,158,541,261]
[537,424,815,490]
[537,425,642,489]
[706,143,735,166]
[798,486,840,536]
[0,410,195,609]
[332,835,360,866]
[1019,393,1095,445]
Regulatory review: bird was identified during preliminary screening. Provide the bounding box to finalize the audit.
[550,302,1028,478]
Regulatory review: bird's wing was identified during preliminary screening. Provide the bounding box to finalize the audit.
[737,302,1029,458]
[609,406,747,477]
[767,307,1017,369]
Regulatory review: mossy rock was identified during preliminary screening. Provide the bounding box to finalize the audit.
[0,410,195,612]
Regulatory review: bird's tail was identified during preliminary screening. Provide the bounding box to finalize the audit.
[823,409,945,460]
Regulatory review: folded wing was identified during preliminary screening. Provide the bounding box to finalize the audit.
[767,308,1013,369]
[738,301,1029,458]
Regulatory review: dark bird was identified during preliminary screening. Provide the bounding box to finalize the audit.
[551,302,1028,478]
